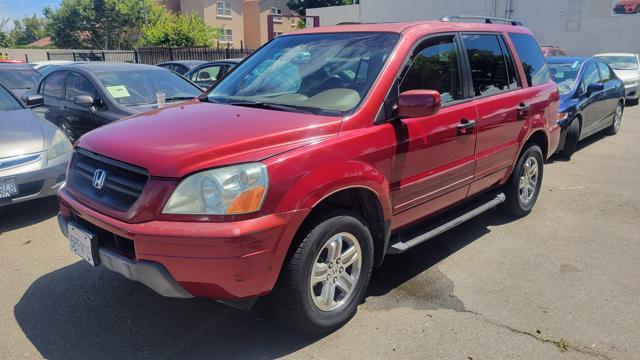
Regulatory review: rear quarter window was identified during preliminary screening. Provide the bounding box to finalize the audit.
[508,33,551,87]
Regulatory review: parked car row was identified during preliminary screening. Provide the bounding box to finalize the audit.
[0,16,632,334]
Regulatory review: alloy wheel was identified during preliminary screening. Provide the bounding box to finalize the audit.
[518,156,539,204]
[309,232,362,312]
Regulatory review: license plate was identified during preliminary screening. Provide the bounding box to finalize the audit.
[0,178,18,199]
[68,224,98,266]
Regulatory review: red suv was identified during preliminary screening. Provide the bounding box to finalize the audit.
[58,17,560,333]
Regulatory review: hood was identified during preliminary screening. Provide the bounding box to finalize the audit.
[77,100,342,178]
[612,69,640,81]
[0,109,44,158]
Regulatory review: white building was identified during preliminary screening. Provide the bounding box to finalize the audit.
[308,0,640,56]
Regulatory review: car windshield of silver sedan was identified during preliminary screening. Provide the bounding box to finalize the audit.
[0,69,42,91]
[95,70,203,106]
[0,86,23,111]
[206,32,400,116]
[596,56,639,70]
[549,61,582,95]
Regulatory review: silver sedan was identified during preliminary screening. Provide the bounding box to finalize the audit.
[0,84,71,206]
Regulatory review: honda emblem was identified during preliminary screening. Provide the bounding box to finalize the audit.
[92,169,107,189]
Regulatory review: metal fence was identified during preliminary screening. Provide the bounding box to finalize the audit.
[47,44,254,65]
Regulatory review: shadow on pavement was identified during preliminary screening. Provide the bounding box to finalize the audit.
[0,197,59,234]
[15,208,514,359]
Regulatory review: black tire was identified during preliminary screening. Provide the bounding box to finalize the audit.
[606,102,623,136]
[271,209,374,334]
[560,118,580,160]
[501,144,544,217]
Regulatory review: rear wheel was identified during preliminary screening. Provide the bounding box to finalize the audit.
[272,209,374,334]
[560,118,580,160]
[606,102,623,136]
[501,144,544,217]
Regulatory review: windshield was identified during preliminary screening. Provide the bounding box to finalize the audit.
[549,61,583,95]
[95,70,202,106]
[0,86,23,111]
[207,32,400,116]
[596,56,639,70]
[0,69,42,90]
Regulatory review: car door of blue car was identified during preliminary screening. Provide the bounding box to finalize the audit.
[578,61,607,138]
[597,61,621,126]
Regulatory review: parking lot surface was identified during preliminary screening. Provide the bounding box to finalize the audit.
[2,105,640,360]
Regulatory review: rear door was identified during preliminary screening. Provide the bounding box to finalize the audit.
[460,33,527,196]
[390,34,478,217]
[36,70,67,127]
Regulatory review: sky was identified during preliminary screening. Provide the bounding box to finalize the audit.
[0,0,60,29]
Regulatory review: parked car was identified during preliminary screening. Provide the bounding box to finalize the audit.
[613,0,640,14]
[0,64,42,98]
[0,84,71,207]
[548,57,625,159]
[156,60,207,76]
[57,18,560,333]
[594,53,640,104]
[36,62,203,142]
[28,60,76,76]
[184,59,241,89]
[541,45,567,57]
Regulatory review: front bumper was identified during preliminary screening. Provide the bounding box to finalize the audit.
[0,153,69,207]
[58,187,310,301]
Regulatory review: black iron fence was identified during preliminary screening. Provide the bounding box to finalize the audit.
[47,44,254,65]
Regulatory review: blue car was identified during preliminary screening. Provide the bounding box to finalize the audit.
[548,57,626,159]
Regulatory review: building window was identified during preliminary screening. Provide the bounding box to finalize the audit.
[271,7,283,22]
[217,1,232,17]
[218,29,233,43]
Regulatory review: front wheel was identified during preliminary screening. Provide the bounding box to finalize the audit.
[501,144,544,217]
[271,209,374,334]
[606,102,623,136]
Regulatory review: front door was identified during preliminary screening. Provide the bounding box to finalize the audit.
[390,34,478,220]
[578,61,607,138]
[63,71,103,137]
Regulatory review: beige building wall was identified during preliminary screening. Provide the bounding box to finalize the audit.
[181,0,246,46]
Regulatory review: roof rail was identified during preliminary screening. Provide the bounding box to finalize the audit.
[440,15,523,26]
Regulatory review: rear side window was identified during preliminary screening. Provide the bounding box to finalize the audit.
[400,35,462,104]
[42,71,66,98]
[597,62,613,82]
[462,34,519,97]
[191,65,222,82]
[508,33,551,87]
[66,72,97,101]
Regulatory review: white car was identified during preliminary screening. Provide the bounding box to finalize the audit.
[595,53,640,104]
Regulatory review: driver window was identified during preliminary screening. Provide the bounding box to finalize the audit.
[400,36,462,104]
[66,72,97,102]
[192,66,222,83]
[580,63,600,94]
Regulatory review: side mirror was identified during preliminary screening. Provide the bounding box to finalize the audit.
[74,95,95,107]
[398,90,442,119]
[587,83,604,95]
[24,95,44,108]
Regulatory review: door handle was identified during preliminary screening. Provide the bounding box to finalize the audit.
[517,103,530,120]
[457,119,477,135]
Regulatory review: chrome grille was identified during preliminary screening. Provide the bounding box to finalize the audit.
[69,149,148,212]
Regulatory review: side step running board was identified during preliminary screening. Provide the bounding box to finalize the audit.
[387,192,506,254]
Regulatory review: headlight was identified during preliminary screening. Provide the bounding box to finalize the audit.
[163,163,269,215]
[47,130,72,160]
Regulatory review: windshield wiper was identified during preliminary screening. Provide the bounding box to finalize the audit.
[165,96,196,102]
[227,101,313,114]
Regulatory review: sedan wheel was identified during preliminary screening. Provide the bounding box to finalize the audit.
[607,103,623,136]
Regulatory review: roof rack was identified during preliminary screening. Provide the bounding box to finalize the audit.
[440,15,523,26]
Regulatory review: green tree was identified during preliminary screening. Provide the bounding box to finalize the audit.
[139,13,219,47]
[286,0,356,15]
[46,0,166,49]
[10,14,49,45]
[0,17,14,47]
